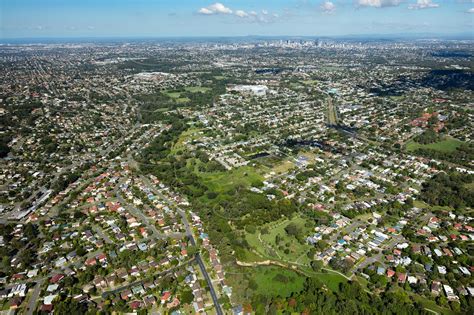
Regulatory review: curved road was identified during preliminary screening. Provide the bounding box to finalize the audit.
[140,176,223,315]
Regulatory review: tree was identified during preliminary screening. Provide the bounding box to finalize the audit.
[180,289,194,304]
[311,260,323,272]
[284,223,301,238]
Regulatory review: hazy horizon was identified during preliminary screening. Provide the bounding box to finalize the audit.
[1,1,473,39]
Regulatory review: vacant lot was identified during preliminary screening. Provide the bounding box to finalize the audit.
[198,165,264,195]
[253,266,305,297]
[406,137,463,153]
[302,79,318,85]
[185,86,211,93]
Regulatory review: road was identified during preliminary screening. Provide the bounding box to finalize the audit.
[101,257,196,298]
[355,234,405,271]
[140,176,223,315]
[92,225,113,244]
[25,278,44,315]
[115,190,183,240]
[326,96,339,126]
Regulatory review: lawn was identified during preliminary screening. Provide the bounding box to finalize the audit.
[302,79,318,85]
[289,82,304,90]
[406,138,463,153]
[412,294,458,315]
[185,86,211,93]
[353,212,375,223]
[271,159,295,175]
[175,97,190,103]
[238,249,267,263]
[164,91,182,99]
[252,266,305,297]
[314,273,347,292]
[298,151,317,161]
[413,199,454,212]
[464,182,474,192]
[163,87,209,102]
[198,165,264,195]
[170,127,203,154]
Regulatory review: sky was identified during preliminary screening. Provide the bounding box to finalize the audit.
[1,0,473,39]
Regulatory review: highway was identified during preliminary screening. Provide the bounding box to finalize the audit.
[326,96,339,126]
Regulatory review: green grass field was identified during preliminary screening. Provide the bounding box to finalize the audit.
[413,199,454,212]
[170,127,202,155]
[406,138,463,153]
[253,266,305,297]
[185,86,211,93]
[302,79,318,85]
[289,82,304,90]
[164,91,182,98]
[412,293,458,315]
[314,273,347,291]
[163,87,210,102]
[175,97,190,103]
[198,166,264,194]
[271,159,295,175]
[464,182,474,192]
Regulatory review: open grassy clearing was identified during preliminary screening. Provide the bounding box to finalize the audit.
[228,263,349,307]
[198,166,264,195]
[163,86,210,102]
[238,249,267,263]
[302,79,318,85]
[270,159,295,175]
[353,212,375,223]
[406,137,463,153]
[464,182,474,192]
[413,199,454,212]
[175,97,189,103]
[412,293,458,315]
[253,266,305,297]
[226,265,306,305]
[185,86,211,93]
[298,150,318,161]
[289,82,304,90]
[163,91,182,98]
[172,127,203,152]
[312,272,347,292]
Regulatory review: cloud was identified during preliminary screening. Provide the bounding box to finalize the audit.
[198,3,233,15]
[355,0,402,8]
[198,8,213,15]
[234,10,249,18]
[467,8,474,13]
[197,3,280,24]
[408,0,439,9]
[321,1,336,13]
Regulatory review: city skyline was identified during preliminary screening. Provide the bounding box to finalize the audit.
[1,0,474,39]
